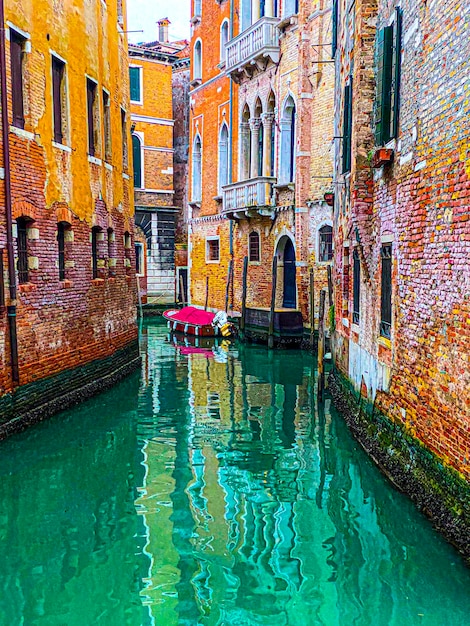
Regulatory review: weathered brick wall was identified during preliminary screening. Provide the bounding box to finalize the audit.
[0,0,137,407]
[173,61,190,247]
[333,0,470,478]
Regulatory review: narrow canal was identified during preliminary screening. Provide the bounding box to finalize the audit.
[1,320,469,626]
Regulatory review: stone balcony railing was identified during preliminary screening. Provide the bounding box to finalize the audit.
[225,17,280,81]
[222,177,277,219]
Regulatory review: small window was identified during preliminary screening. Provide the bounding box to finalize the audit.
[220,21,229,62]
[52,56,66,144]
[342,81,353,173]
[121,108,128,168]
[132,134,142,188]
[91,227,101,279]
[353,248,360,325]
[280,96,296,184]
[218,125,228,193]
[10,30,26,129]
[135,242,144,275]
[318,225,333,262]
[103,90,112,161]
[16,217,29,284]
[206,238,220,262]
[129,66,141,103]
[380,244,392,338]
[194,40,202,80]
[194,0,202,17]
[57,222,66,280]
[192,134,202,202]
[86,78,97,156]
[249,231,260,262]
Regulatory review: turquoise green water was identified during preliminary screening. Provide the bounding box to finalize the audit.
[0,320,469,626]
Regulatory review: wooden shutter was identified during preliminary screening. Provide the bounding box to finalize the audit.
[52,57,64,144]
[390,8,403,139]
[332,0,339,57]
[87,79,96,156]
[129,67,140,102]
[375,26,393,145]
[10,32,25,129]
[342,81,352,173]
[132,135,142,188]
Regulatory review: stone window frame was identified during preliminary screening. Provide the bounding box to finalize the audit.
[135,241,144,276]
[317,222,333,264]
[218,122,229,194]
[220,19,229,64]
[132,131,144,189]
[193,38,202,82]
[102,88,112,162]
[248,230,261,264]
[8,23,32,132]
[85,75,101,159]
[279,93,296,185]
[192,132,203,203]
[206,236,220,264]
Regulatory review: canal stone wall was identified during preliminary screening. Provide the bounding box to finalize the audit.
[329,368,470,563]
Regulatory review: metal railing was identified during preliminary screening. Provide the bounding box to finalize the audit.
[225,17,280,73]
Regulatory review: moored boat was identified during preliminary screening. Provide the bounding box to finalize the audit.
[163,306,235,338]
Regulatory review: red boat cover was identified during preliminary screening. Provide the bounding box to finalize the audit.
[164,306,215,326]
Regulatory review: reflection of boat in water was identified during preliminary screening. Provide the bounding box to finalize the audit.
[163,306,235,338]
[167,332,232,362]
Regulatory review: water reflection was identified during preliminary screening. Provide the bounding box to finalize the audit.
[137,323,470,626]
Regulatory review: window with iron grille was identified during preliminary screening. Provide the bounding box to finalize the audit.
[52,56,65,144]
[353,248,360,325]
[249,231,260,262]
[318,225,333,262]
[57,222,66,280]
[10,30,26,129]
[206,238,220,262]
[380,244,392,338]
[17,218,29,284]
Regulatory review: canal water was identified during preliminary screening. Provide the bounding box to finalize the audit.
[0,320,469,626]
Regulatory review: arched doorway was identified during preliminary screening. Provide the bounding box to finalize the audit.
[283,238,296,308]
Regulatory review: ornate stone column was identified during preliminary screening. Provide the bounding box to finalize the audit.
[249,118,262,179]
[261,112,275,177]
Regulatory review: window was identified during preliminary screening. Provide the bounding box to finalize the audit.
[342,80,353,173]
[10,30,26,129]
[103,90,111,161]
[86,78,97,156]
[283,0,299,18]
[280,96,296,184]
[129,66,141,103]
[194,0,202,16]
[353,248,360,324]
[132,134,142,188]
[124,231,132,274]
[240,104,251,180]
[318,225,333,262]
[206,238,220,262]
[218,124,229,193]
[375,8,403,145]
[52,56,66,144]
[16,218,29,284]
[192,134,202,202]
[380,244,392,338]
[194,40,202,81]
[220,20,229,62]
[135,243,144,275]
[91,227,101,279]
[249,231,260,262]
[342,251,350,315]
[121,108,128,168]
[57,222,66,280]
[257,122,263,177]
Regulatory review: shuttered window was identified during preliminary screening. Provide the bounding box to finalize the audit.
[52,57,65,144]
[10,31,25,129]
[132,134,142,188]
[332,0,339,57]
[342,81,352,173]
[380,244,392,338]
[353,248,360,325]
[129,67,141,102]
[375,9,402,145]
[87,78,97,156]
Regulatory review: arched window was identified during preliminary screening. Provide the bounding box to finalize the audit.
[249,231,260,262]
[240,104,251,180]
[192,134,202,202]
[132,134,142,189]
[194,40,202,80]
[254,98,263,178]
[280,96,296,184]
[218,124,229,193]
[318,225,333,262]
[220,20,229,62]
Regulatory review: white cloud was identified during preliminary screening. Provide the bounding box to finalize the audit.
[127,0,191,44]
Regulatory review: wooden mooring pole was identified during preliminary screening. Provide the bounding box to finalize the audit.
[179,274,185,307]
[309,267,315,350]
[268,256,278,349]
[204,275,209,311]
[317,288,326,402]
[240,256,248,332]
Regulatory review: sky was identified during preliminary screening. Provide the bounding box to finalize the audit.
[127,0,191,44]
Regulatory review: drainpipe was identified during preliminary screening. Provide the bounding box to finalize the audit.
[0,0,20,383]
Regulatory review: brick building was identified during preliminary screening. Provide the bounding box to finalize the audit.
[188,0,335,330]
[331,0,470,544]
[130,21,190,305]
[0,0,139,430]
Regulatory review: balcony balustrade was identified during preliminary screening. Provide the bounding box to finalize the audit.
[225,17,280,82]
[222,177,276,219]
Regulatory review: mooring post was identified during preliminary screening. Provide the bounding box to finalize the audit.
[317,288,326,402]
[241,255,248,332]
[327,264,334,307]
[225,259,233,313]
[268,255,278,349]
[309,267,315,350]
[179,274,185,307]
[204,275,209,311]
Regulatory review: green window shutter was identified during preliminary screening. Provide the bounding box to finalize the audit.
[390,8,403,139]
[342,81,352,173]
[332,0,339,58]
[375,26,393,145]
[129,67,141,102]
[132,134,142,188]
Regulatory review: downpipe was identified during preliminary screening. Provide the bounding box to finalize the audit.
[0,0,20,383]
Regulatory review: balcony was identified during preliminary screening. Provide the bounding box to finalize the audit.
[222,177,276,220]
[225,17,280,82]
